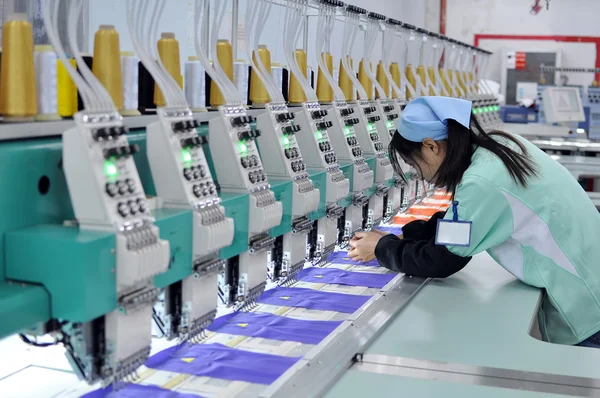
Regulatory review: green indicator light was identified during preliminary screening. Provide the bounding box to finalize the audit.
[495,105,499,111]
[368,123,375,131]
[316,130,323,140]
[282,135,290,146]
[344,127,351,135]
[104,161,118,177]
[486,106,491,112]
[181,149,193,163]
[386,120,394,129]
[238,141,248,153]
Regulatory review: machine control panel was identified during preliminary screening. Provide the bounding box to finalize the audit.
[64,111,152,231]
[256,103,312,180]
[148,108,221,209]
[208,106,271,193]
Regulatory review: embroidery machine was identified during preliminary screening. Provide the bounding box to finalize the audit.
[0,0,599,397]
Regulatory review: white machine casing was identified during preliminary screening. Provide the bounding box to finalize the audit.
[208,105,281,304]
[325,101,374,194]
[146,107,235,257]
[63,111,170,292]
[255,103,320,217]
[207,105,282,234]
[542,86,586,124]
[103,290,156,379]
[293,102,350,203]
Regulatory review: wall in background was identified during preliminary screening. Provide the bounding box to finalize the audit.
[445,0,600,89]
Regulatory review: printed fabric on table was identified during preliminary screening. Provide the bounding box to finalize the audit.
[257,286,370,313]
[145,342,301,385]
[297,267,395,288]
[328,251,380,267]
[82,383,202,398]
[207,311,342,344]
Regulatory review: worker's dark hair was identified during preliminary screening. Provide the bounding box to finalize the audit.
[388,116,538,195]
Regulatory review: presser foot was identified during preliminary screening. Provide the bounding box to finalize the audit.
[179,309,217,344]
[238,282,267,311]
[278,259,306,286]
[313,243,336,266]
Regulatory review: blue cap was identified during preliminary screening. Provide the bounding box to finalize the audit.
[397,97,473,142]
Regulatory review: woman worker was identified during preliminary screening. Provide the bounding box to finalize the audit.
[348,96,600,349]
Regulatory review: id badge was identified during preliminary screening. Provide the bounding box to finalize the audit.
[435,201,472,247]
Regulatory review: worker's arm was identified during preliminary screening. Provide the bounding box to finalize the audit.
[375,234,471,277]
[401,211,447,241]
[374,175,513,277]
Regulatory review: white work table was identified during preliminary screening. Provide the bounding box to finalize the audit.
[325,253,600,397]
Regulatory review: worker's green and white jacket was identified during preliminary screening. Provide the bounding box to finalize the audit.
[375,135,600,345]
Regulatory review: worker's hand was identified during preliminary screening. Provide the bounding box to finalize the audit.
[348,231,382,263]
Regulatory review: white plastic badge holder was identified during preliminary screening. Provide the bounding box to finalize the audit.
[435,201,472,247]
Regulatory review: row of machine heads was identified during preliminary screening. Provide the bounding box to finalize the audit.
[0,0,501,391]
[324,0,492,55]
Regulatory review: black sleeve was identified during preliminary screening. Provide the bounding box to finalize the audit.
[374,234,471,278]
[401,211,447,241]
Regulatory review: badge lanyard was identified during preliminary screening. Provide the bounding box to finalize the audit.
[435,201,472,247]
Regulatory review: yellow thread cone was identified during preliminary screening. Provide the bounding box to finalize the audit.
[316,52,333,103]
[390,62,401,99]
[376,61,389,99]
[288,49,307,104]
[154,32,182,107]
[92,25,123,110]
[57,59,78,117]
[338,56,354,101]
[358,59,372,100]
[249,45,271,106]
[439,68,453,97]
[405,64,416,100]
[0,13,37,120]
[210,40,234,108]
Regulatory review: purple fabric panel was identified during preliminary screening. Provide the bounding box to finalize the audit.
[297,267,394,288]
[257,286,370,313]
[81,383,202,398]
[327,251,380,266]
[376,226,403,235]
[206,311,341,344]
[145,343,300,385]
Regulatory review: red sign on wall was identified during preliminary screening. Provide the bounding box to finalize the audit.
[515,52,527,69]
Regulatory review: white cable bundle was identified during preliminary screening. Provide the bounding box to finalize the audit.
[193,0,241,106]
[233,60,249,104]
[34,45,60,120]
[184,56,206,111]
[477,52,495,98]
[121,51,141,115]
[245,0,285,105]
[395,27,417,99]
[405,28,427,98]
[420,35,438,96]
[443,41,460,96]
[362,17,387,100]
[316,2,345,102]
[271,64,284,96]
[283,0,318,103]
[42,0,116,113]
[340,9,367,101]
[126,0,187,110]
[381,22,404,100]
[430,37,447,97]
